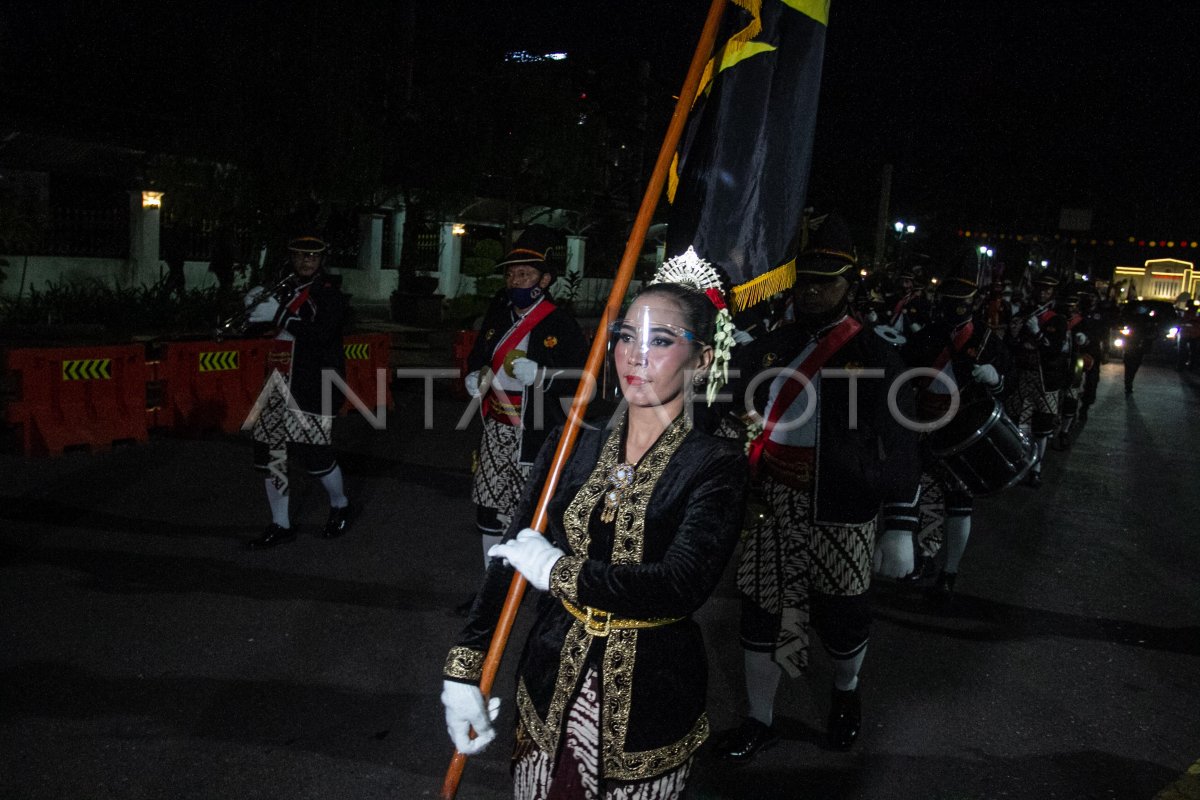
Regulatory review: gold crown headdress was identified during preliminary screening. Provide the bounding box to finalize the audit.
[650,246,736,405]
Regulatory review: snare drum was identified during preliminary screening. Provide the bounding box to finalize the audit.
[925,398,1035,497]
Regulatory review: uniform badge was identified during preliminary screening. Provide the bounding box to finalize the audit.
[762,353,778,367]
[484,328,495,340]
[543,335,558,349]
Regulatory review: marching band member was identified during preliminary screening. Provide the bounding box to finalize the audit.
[1056,292,1087,447]
[901,275,1008,606]
[460,227,588,600]
[1004,274,1067,488]
[245,235,353,549]
[708,214,921,760]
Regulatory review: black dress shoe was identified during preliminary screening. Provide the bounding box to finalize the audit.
[827,687,861,751]
[927,570,957,610]
[323,504,352,538]
[709,718,779,763]
[246,523,296,550]
[901,554,935,584]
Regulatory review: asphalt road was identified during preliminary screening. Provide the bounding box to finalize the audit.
[2,359,1198,800]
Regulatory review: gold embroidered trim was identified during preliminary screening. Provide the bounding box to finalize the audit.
[549,555,583,604]
[518,621,594,758]
[442,646,484,682]
[533,412,697,781]
[608,712,710,781]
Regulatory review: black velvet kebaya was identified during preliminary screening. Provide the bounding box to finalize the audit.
[444,410,748,781]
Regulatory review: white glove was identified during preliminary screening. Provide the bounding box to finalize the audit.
[872,529,914,579]
[908,321,924,333]
[441,680,500,755]
[247,296,281,324]
[511,357,541,387]
[732,327,755,345]
[488,528,564,592]
[971,363,1000,387]
[1024,315,1040,335]
[1074,332,1088,346]
[463,370,482,399]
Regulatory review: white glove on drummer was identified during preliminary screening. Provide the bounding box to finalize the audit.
[971,363,1001,387]
[1024,315,1040,335]
[488,528,564,592]
[1074,331,1088,346]
[872,529,915,579]
[511,357,541,387]
[441,680,500,755]
[463,370,482,399]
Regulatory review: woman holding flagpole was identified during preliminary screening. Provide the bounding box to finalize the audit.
[440,250,747,798]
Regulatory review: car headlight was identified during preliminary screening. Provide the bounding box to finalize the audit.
[1119,326,1132,335]
[1167,326,1179,339]
[1113,337,1125,348]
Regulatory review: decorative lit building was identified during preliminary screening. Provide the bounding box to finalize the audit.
[1112,258,1198,303]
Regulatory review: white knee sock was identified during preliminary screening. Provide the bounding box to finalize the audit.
[943,515,971,573]
[744,649,782,726]
[481,534,503,572]
[832,646,867,692]
[318,466,348,508]
[264,478,290,528]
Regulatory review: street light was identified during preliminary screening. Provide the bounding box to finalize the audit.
[894,221,916,237]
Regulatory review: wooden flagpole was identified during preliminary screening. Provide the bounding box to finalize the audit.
[440,1,727,796]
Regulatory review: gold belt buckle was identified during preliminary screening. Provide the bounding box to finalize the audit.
[584,606,612,637]
[795,462,812,485]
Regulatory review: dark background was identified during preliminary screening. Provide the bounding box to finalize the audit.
[2,1,1197,249]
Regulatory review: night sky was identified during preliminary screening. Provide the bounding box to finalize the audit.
[2,1,1197,243]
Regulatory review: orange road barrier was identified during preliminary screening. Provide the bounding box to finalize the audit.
[2,344,150,456]
[340,333,393,416]
[154,338,271,435]
[450,329,479,401]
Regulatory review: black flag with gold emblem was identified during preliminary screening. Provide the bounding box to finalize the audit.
[666,0,830,312]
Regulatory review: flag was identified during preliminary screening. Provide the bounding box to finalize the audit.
[666,0,830,312]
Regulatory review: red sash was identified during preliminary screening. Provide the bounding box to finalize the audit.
[285,283,311,316]
[747,316,862,473]
[890,293,913,325]
[931,320,975,373]
[1036,305,1056,325]
[489,300,556,377]
[1066,312,1082,331]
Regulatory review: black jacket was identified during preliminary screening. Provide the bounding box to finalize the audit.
[718,318,922,528]
[279,272,347,414]
[467,293,588,464]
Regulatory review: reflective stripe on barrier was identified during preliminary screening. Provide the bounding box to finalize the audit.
[340,333,393,415]
[156,339,269,435]
[2,345,149,456]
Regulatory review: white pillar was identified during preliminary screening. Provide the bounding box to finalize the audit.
[438,221,462,298]
[566,235,586,277]
[127,190,161,288]
[358,212,384,272]
[390,205,407,269]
